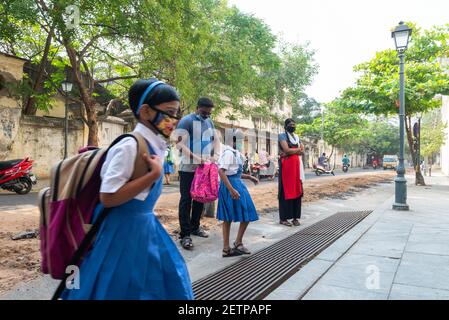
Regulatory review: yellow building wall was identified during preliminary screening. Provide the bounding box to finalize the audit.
[35,96,66,118]
[0,53,26,159]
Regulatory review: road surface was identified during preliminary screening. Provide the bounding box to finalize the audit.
[0,167,383,209]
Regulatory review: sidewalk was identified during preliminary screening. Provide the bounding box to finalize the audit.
[266,173,449,300]
[1,174,395,299]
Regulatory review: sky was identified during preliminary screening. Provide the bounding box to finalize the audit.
[228,0,449,103]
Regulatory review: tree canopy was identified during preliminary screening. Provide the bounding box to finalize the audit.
[0,0,318,145]
[336,23,449,184]
[297,99,399,160]
[421,107,447,160]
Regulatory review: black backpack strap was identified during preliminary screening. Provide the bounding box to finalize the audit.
[52,133,145,300]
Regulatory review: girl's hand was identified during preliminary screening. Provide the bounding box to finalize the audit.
[193,155,205,165]
[230,188,241,200]
[251,176,259,185]
[142,153,162,177]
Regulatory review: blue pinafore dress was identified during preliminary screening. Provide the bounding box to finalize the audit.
[217,159,259,223]
[61,144,194,300]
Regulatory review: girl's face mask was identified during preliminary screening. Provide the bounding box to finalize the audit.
[150,107,180,139]
[235,142,244,151]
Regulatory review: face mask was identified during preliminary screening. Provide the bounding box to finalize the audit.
[149,107,180,139]
[235,142,244,151]
[197,113,210,120]
[196,108,212,120]
[286,126,296,133]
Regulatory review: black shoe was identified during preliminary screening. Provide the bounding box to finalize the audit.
[191,227,209,238]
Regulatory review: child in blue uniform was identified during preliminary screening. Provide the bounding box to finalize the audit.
[62,79,193,300]
[163,145,175,185]
[217,129,259,257]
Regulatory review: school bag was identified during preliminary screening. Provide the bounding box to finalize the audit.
[190,162,219,203]
[38,132,150,292]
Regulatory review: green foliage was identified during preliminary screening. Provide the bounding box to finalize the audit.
[354,119,400,155]
[297,101,365,150]
[341,23,449,117]
[292,94,322,125]
[0,0,318,145]
[336,23,449,183]
[297,100,399,156]
[421,108,447,157]
[277,41,318,107]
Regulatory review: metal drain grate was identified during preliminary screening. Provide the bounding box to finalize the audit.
[193,210,372,300]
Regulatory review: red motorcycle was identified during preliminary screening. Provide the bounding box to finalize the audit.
[0,158,37,194]
[250,161,276,180]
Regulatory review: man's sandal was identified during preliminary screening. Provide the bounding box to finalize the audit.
[222,248,242,258]
[180,237,193,250]
[280,220,293,227]
[234,242,251,255]
[292,219,301,226]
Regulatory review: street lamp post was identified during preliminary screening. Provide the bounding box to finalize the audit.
[61,80,73,159]
[392,21,412,211]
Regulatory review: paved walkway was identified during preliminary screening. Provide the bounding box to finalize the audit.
[1,174,394,299]
[4,172,446,300]
[266,173,449,300]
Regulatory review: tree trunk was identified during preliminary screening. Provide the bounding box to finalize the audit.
[86,106,99,146]
[23,27,54,115]
[65,43,99,147]
[405,115,425,186]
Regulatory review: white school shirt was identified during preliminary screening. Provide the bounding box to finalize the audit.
[100,123,167,201]
[218,145,244,176]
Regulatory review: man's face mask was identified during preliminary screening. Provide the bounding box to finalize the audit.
[197,108,212,120]
[149,107,180,139]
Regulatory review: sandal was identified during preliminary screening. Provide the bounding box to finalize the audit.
[192,227,209,238]
[292,219,301,226]
[234,242,251,255]
[222,248,242,258]
[280,220,293,227]
[180,237,193,250]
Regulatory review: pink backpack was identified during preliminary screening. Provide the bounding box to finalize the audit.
[190,163,219,203]
[38,133,149,299]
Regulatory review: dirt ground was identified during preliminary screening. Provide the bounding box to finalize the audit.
[0,171,394,294]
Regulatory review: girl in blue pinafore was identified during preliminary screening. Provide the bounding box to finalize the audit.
[163,145,175,185]
[61,79,193,300]
[217,129,259,258]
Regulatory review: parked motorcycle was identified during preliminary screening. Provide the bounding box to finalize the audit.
[0,158,37,194]
[313,163,335,176]
[251,160,276,180]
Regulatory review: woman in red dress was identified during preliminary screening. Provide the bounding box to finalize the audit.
[278,118,304,226]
